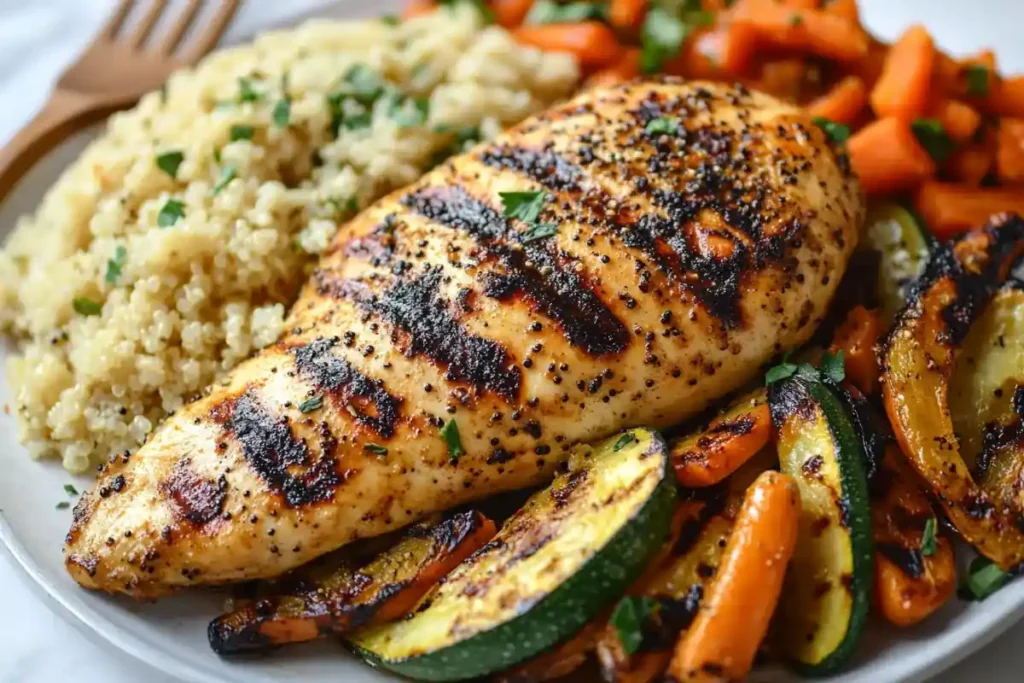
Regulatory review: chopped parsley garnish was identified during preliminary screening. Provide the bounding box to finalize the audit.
[820,349,846,383]
[105,245,127,285]
[964,64,991,98]
[380,14,401,26]
[272,98,291,127]
[156,150,184,179]
[640,3,714,73]
[525,0,607,24]
[327,196,360,218]
[610,596,659,655]
[343,64,386,105]
[613,433,637,452]
[500,190,547,224]
[960,556,1010,601]
[364,443,389,456]
[911,118,955,164]
[298,395,323,413]
[392,97,431,128]
[213,166,237,195]
[440,420,465,461]
[56,501,71,510]
[437,0,495,23]
[64,484,79,496]
[789,13,804,27]
[72,297,102,316]
[522,223,559,242]
[237,76,263,103]
[921,517,938,557]
[765,360,800,385]
[812,116,852,144]
[157,199,185,227]
[230,124,254,142]
[645,117,680,136]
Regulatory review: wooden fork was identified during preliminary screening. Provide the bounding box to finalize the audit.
[0,0,240,201]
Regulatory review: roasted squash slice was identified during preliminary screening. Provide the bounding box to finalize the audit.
[208,510,496,654]
[881,213,1024,570]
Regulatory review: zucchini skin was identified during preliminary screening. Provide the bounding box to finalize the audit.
[352,430,677,682]
[770,377,873,676]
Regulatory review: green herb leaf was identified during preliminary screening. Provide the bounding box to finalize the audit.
[525,0,607,24]
[645,117,680,136]
[921,517,938,557]
[820,349,846,383]
[272,98,291,127]
[230,124,254,142]
[440,420,465,461]
[522,222,559,242]
[641,7,689,74]
[72,297,102,316]
[964,65,991,98]
[610,596,659,655]
[156,150,184,179]
[765,362,799,385]
[500,190,547,224]
[56,501,71,510]
[298,395,323,413]
[961,556,1010,600]
[393,97,431,128]
[613,433,637,452]
[380,14,401,26]
[64,484,79,496]
[789,12,804,27]
[912,118,956,164]
[237,76,263,103]
[157,199,185,227]
[343,64,385,105]
[105,245,127,285]
[437,0,495,23]
[213,166,237,195]
[812,116,852,144]
[364,443,389,456]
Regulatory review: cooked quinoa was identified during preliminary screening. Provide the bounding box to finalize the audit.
[0,7,579,473]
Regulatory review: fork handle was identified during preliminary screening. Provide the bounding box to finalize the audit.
[0,90,126,203]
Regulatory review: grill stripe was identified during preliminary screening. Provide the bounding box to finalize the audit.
[317,267,522,400]
[402,185,630,355]
[290,338,402,438]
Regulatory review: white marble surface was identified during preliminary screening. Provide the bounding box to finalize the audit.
[1,1,1023,682]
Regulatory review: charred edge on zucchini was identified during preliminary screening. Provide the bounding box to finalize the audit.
[881,213,1024,571]
[770,376,873,675]
[208,510,494,655]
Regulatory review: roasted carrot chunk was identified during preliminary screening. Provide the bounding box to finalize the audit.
[870,25,935,121]
[491,0,535,28]
[915,181,1024,240]
[513,21,623,69]
[609,0,648,33]
[930,99,981,143]
[948,142,995,186]
[830,306,882,396]
[996,118,1024,183]
[848,117,936,195]
[587,47,641,88]
[731,0,868,62]
[401,0,436,20]
[666,471,801,682]
[807,76,868,124]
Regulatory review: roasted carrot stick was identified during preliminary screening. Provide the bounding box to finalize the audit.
[996,118,1024,183]
[401,0,436,20]
[513,22,623,69]
[666,471,801,682]
[672,391,771,488]
[915,181,1024,240]
[876,542,956,627]
[730,0,867,62]
[830,305,882,396]
[678,21,760,79]
[491,0,535,28]
[870,25,935,121]
[609,0,648,33]
[848,117,936,195]
[587,47,641,88]
[808,75,868,124]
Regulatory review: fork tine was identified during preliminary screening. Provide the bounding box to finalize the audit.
[127,0,169,48]
[182,0,240,64]
[100,0,135,38]
[155,0,203,55]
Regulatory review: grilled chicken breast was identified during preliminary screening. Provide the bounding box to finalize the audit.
[65,80,863,597]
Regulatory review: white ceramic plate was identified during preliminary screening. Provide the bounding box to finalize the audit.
[2,1,1024,682]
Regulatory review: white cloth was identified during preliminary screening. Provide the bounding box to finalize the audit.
[0,1,1022,682]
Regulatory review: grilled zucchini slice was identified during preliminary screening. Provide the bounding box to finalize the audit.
[350,428,676,682]
[864,202,933,320]
[770,376,873,675]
